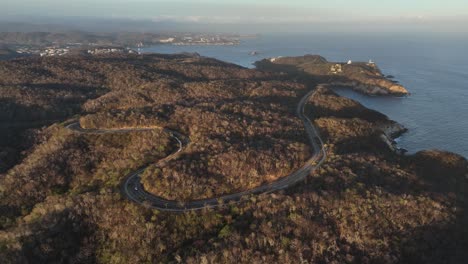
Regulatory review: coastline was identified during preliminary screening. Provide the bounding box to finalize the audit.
[253,55,434,156]
[140,33,468,157]
[326,85,410,154]
[308,83,410,155]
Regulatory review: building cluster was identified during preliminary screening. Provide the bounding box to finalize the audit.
[40,47,70,57]
[169,35,240,46]
[367,60,376,66]
[330,64,343,74]
[17,46,70,56]
[16,43,85,56]
[87,48,137,55]
[159,38,175,43]
[14,45,138,57]
[15,47,41,55]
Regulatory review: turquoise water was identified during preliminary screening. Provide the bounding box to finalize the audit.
[143,33,468,157]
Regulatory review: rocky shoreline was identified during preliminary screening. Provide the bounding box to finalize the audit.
[378,121,408,154]
[303,84,409,155]
[254,55,416,153]
[330,81,408,96]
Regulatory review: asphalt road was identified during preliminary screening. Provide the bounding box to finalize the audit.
[67,86,327,212]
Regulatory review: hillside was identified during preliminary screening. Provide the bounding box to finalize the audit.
[0,53,467,263]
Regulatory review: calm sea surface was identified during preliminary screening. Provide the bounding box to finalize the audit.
[143,33,468,157]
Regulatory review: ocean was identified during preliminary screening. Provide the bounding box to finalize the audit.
[143,33,468,157]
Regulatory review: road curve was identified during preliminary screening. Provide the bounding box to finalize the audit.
[67,86,327,212]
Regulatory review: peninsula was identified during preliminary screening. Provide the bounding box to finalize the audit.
[256,55,409,96]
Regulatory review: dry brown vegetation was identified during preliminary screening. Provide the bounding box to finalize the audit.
[0,54,467,263]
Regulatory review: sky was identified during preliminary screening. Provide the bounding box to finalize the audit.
[2,0,468,32]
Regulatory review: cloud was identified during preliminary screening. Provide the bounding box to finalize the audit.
[3,0,468,33]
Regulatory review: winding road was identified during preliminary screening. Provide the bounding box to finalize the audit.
[67,87,326,212]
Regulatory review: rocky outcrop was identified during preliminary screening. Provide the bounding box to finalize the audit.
[331,81,408,96]
[377,121,408,154]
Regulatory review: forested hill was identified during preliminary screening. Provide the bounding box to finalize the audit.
[0,53,467,263]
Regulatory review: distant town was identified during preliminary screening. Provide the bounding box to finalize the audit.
[159,35,241,46]
[0,32,250,58]
[16,45,138,57]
